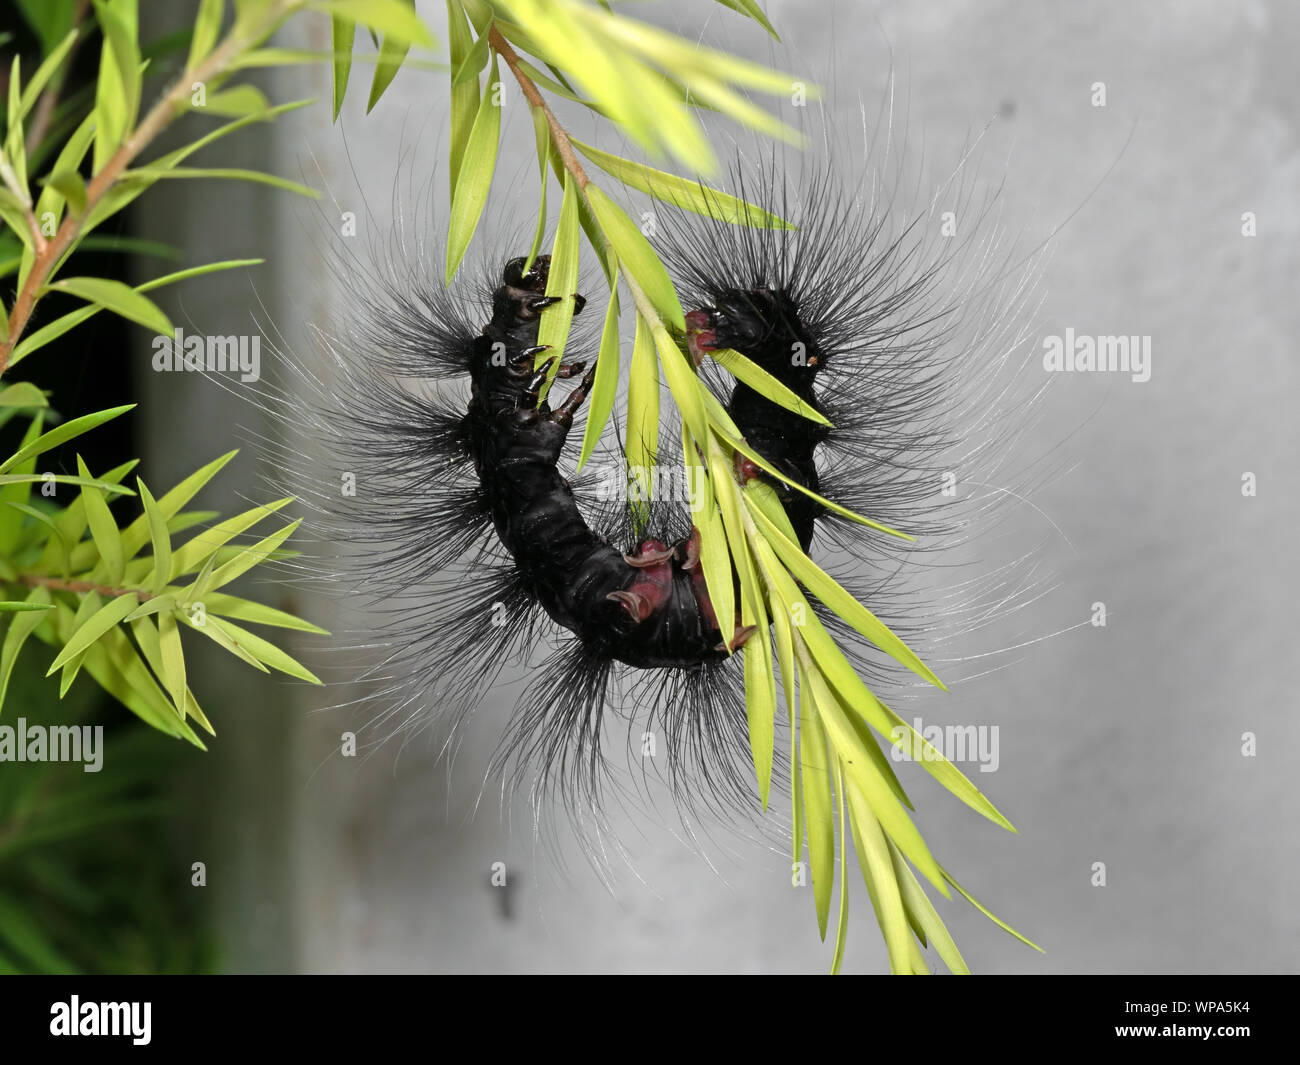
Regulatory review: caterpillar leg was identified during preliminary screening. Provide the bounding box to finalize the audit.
[469,256,740,671]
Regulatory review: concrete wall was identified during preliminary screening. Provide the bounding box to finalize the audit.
[140,0,1300,973]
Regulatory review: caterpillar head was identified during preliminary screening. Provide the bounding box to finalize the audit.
[685,286,821,385]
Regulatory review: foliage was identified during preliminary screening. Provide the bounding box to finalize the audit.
[0,0,1038,973]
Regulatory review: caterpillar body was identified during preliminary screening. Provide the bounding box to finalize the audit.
[261,143,1046,844]
[465,254,731,670]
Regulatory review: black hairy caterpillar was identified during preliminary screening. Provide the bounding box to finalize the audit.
[464,254,731,670]
[256,135,1049,837]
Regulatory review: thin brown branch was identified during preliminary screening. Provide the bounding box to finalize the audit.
[489,26,592,191]
[489,26,668,330]
[0,1,292,379]
[23,0,93,157]
[16,574,152,602]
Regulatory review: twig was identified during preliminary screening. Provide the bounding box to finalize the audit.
[16,574,152,602]
[23,0,93,158]
[0,0,293,379]
[490,26,665,331]
[489,27,591,191]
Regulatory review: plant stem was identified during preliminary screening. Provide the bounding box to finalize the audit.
[23,0,93,158]
[489,27,591,191]
[15,574,152,601]
[489,25,666,330]
[0,0,294,379]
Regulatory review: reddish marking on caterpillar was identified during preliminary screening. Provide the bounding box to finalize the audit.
[734,453,761,484]
[685,309,718,367]
[611,538,676,623]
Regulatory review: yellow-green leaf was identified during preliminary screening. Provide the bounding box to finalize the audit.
[576,283,620,471]
[445,49,501,279]
[585,185,684,330]
[571,138,791,229]
[77,455,124,583]
[45,277,171,335]
[46,592,139,675]
[535,168,581,373]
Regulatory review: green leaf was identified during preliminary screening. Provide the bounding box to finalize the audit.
[576,284,620,471]
[41,170,86,216]
[844,779,914,975]
[178,611,267,673]
[78,99,313,237]
[124,166,318,198]
[534,168,581,376]
[715,0,780,39]
[198,518,299,594]
[802,652,947,897]
[788,585,1016,836]
[210,617,320,683]
[940,865,1045,953]
[0,404,134,475]
[0,474,133,495]
[889,841,968,974]
[156,609,186,717]
[116,450,237,561]
[331,15,355,119]
[707,347,830,426]
[11,260,260,367]
[830,765,850,974]
[0,601,55,612]
[452,20,491,85]
[445,49,500,280]
[571,138,791,229]
[0,410,45,555]
[4,58,30,196]
[501,2,661,162]
[706,394,909,539]
[167,497,291,579]
[137,479,171,595]
[0,190,32,250]
[46,592,140,675]
[44,277,171,335]
[694,460,734,657]
[203,592,328,634]
[523,106,550,271]
[747,498,941,688]
[77,455,125,583]
[35,459,138,576]
[307,0,434,46]
[584,185,684,330]
[0,383,47,408]
[654,321,706,444]
[188,0,224,70]
[595,10,808,98]
[57,586,101,696]
[14,30,78,128]
[625,311,659,508]
[0,586,50,714]
[15,0,79,54]
[446,0,479,201]
[366,0,416,113]
[190,85,271,116]
[90,0,141,169]
[78,618,203,743]
[19,112,94,289]
[128,614,213,732]
[798,662,835,940]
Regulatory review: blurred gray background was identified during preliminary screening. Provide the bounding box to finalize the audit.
[138,0,1300,973]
